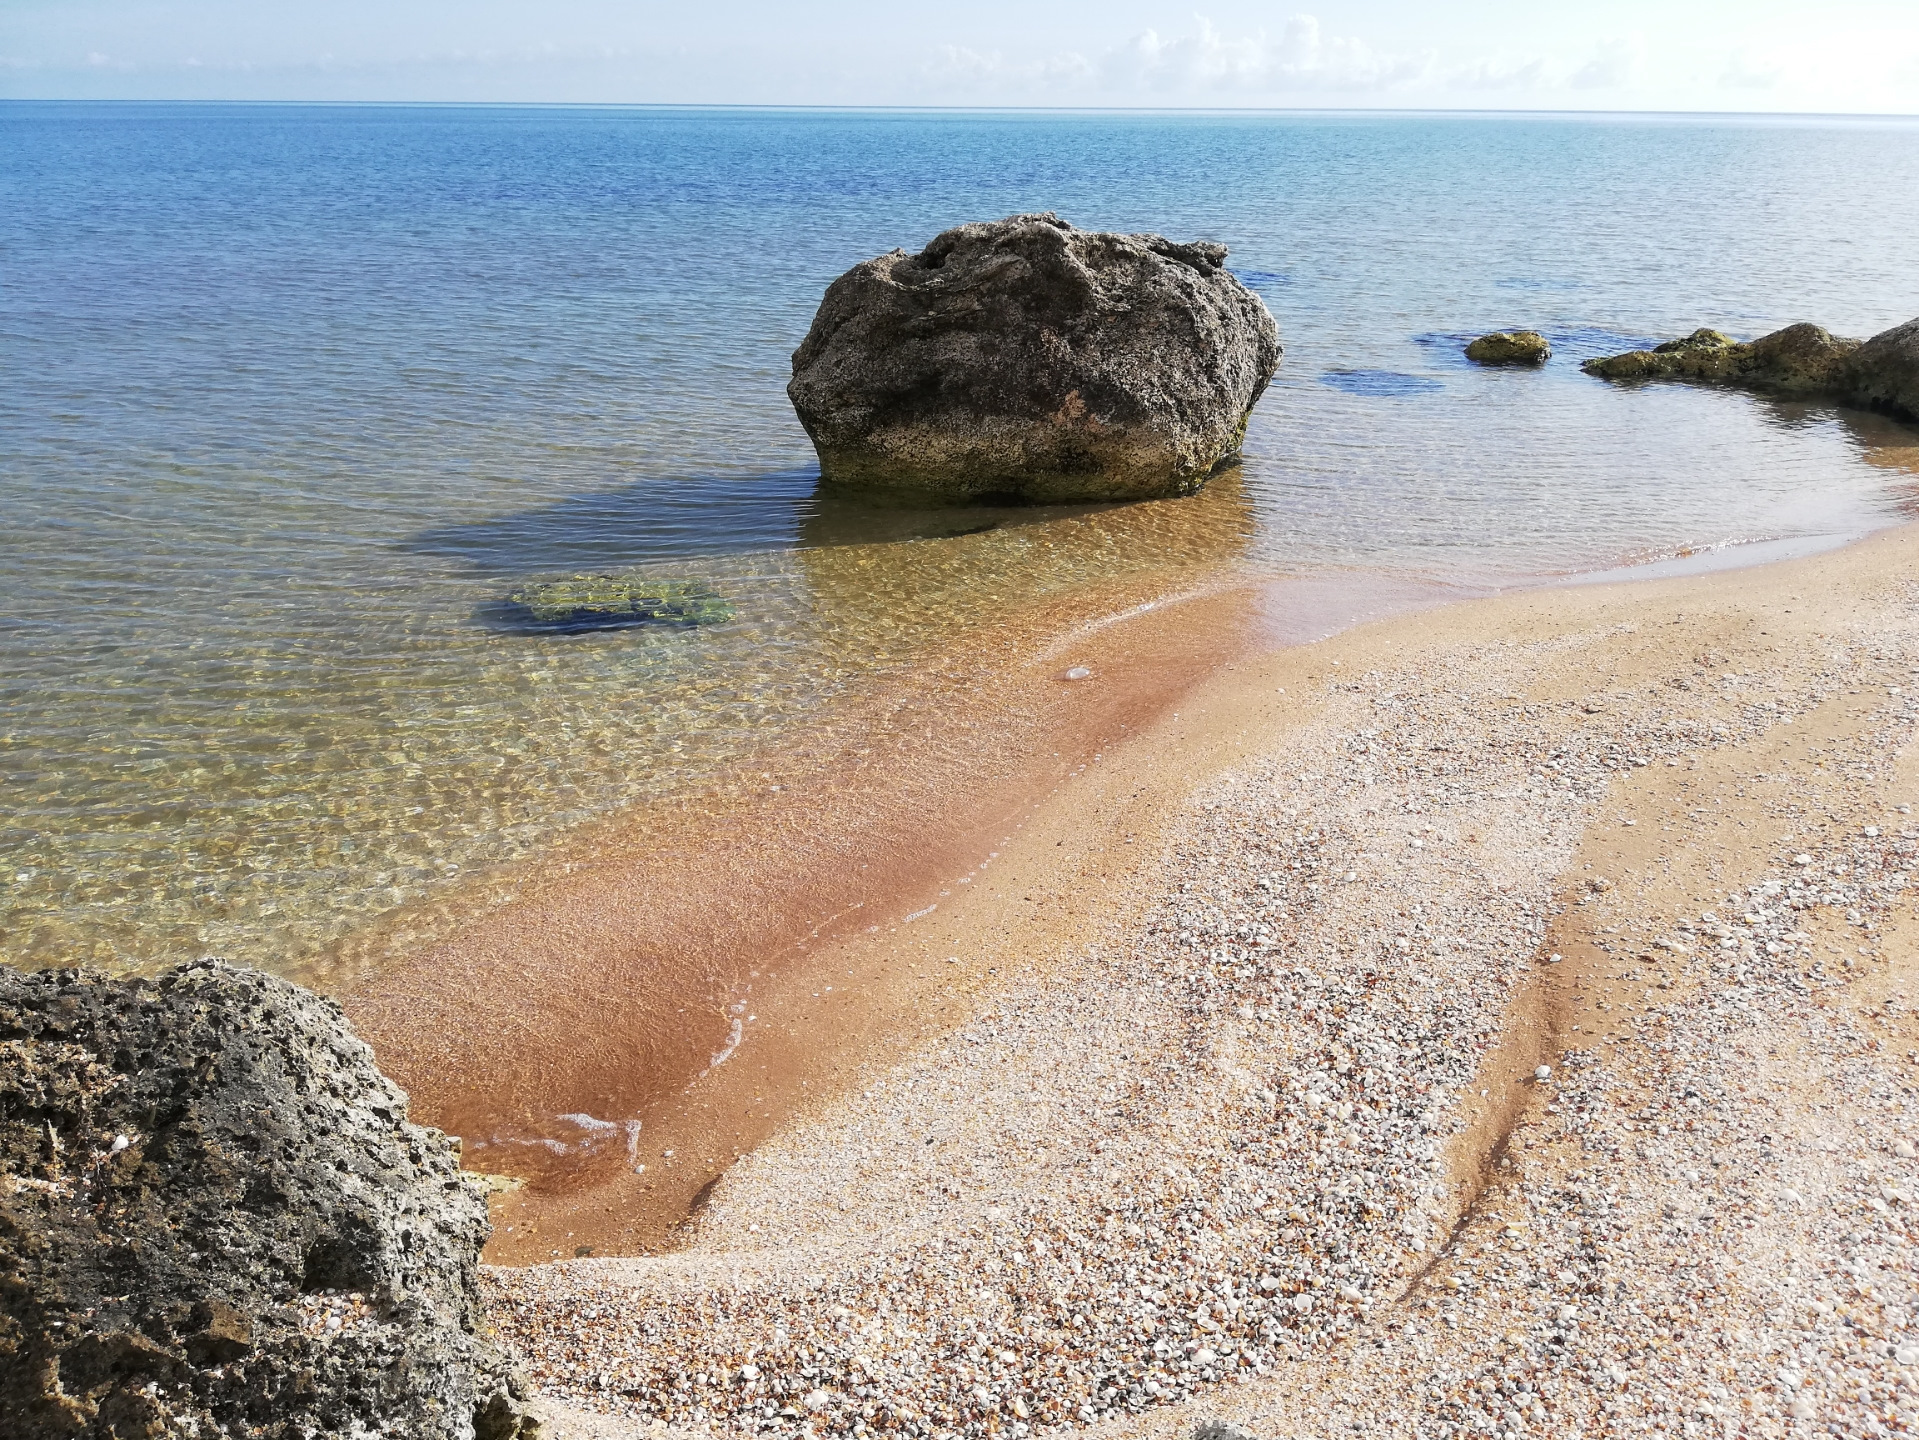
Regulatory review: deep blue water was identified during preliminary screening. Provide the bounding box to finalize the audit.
[4,103,1919,975]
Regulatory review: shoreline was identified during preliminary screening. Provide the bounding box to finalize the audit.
[339,562,1274,1256]
[476,519,1919,1437]
[333,514,1889,1263]
[335,519,1905,1265]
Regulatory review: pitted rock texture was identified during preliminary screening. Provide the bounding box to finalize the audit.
[1583,316,1919,423]
[1852,316,1919,423]
[0,960,537,1440]
[1464,330,1550,366]
[1582,322,1858,391]
[786,213,1281,503]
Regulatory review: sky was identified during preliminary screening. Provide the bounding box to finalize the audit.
[3,1,1918,112]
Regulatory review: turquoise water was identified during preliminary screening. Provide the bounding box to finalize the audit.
[4,104,1919,975]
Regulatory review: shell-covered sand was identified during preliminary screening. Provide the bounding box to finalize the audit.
[489,525,1919,1439]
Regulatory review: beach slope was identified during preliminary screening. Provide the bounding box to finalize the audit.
[492,524,1919,1438]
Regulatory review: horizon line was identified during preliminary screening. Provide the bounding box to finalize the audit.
[4,98,1918,121]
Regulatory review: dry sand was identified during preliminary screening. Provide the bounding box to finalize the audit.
[483,522,1919,1439]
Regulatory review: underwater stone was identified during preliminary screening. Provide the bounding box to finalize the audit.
[505,576,733,631]
[0,960,538,1440]
[1464,330,1551,366]
[786,212,1281,504]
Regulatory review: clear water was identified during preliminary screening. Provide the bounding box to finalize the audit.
[5,103,1919,976]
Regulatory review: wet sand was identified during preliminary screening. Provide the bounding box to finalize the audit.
[464,520,1919,1437]
[338,566,1281,1256]
[341,557,1485,1262]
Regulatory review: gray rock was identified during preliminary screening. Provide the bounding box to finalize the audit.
[786,213,1281,504]
[0,960,537,1440]
[1465,330,1550,366]
[1851,316,1919,423]
[1582,322,1858,393]
[1583,317,1919,424]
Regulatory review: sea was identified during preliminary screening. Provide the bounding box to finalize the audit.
[4,103,1919,980]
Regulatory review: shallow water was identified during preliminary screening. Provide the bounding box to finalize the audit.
[4,104,1918,975]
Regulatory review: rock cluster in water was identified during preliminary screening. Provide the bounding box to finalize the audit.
[786,213,1281,504]
[1464,330,1550,366]
[0,959,538,1440]
[1583,316,1919,422]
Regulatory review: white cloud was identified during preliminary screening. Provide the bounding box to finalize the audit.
[1569,37,1646,92]
[932,44,1097,89]
[1110,16,1432,93]
[927,14,1434,99]
[1448,54,1549,92]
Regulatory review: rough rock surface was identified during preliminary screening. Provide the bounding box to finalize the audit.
[786,213,1281,503]
[1851,315,1919,423]
[0,960,537,1440]
[1464,330,1550,366]
[1583,317,1919,424]
[1582,322,1859,392]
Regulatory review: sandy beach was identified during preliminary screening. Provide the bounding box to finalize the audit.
[452,518,1919,1439]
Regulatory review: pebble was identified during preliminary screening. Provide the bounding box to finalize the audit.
[485,591,1919,1440]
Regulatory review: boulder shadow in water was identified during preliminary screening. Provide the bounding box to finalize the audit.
[407,467,1125,634]
[404,466,1119,582]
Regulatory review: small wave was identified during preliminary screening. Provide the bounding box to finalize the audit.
[1230,268,1289,291]
[1319,370,1443,398]
[561,1112,644,1166]
[709,1018,744,1070]
[476,1133,573,1155]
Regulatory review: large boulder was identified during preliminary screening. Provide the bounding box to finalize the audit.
[1583,318,1919,423]
[1851,317,1919,423]
[786,213,1281,504]
[0,960,537,1440]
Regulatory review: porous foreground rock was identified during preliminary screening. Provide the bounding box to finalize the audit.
[786,212,1281,503]
[0,960,537,1440]
[1464,330,1550,366]
[1583,315,1919,422]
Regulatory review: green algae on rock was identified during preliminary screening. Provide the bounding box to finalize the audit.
[1581,322,1860,393]
[1583,317,1919,425]
[1464,330,1551,366]
[1852,316,1919,423]
[504,576,734,631]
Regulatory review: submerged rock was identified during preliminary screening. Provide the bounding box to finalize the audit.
[1464,330,1550,366]
[505,575,732,631]
[786,212,1281,504]
[1583,317,1919,423]
[0,960,537,1440]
